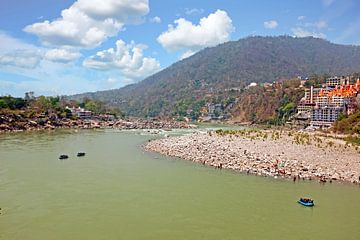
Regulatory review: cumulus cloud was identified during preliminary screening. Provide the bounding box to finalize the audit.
[23,0,149,48]
[44,48,81,63]
[0,50,43,69]
[75,0,149,22]
[83,39,160,79]
[291,27,326,39]
[150,16,161,23]
[157,9,234,53]
[264,20,278,29]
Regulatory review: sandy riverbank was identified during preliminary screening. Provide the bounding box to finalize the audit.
[145,129,360,184]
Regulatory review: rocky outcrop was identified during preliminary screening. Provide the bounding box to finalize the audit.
[113,119,195,130]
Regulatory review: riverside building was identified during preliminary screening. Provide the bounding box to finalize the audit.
[297,76,360,128]
[65,106,92,119]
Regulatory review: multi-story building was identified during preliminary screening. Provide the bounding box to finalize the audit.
[325,76,345,88]
[297,77,359,128]
[311,106,343,127]
[297,104,314,113]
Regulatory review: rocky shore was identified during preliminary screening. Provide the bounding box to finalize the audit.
[0,113,195,133]
[145,129,360,184]
[112,119,196,130]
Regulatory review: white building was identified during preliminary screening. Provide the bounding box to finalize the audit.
[66,106,92,119]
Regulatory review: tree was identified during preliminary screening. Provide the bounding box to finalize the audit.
[0,99,7,108]
[0,96,26,110]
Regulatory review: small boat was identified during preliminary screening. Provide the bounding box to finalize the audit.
[59,154,69,160]
[77,152,86,157]
[298,198,314,207]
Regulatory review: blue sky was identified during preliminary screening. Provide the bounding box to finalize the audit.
[0,0,359,97]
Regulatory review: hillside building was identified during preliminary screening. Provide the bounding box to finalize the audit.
[297,76,360,128]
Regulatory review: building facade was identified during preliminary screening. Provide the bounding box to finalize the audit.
[297,77,359,128]
[66,106,92,119]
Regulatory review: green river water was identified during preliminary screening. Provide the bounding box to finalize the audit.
[0,128,359,240]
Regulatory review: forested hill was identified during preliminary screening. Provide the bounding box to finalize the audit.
[71,36,360,117]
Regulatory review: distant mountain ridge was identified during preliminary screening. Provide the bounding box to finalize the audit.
[71,36,360,117]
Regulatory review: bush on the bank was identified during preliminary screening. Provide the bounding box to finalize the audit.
[344,136,360,146]
[333,110,360,134]
[0,96,26,110]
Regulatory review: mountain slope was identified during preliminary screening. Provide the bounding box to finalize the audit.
[72,36,360,117]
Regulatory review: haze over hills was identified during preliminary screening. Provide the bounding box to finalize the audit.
[71,36,360,118]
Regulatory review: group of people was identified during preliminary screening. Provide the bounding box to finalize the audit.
[300,198,313,203]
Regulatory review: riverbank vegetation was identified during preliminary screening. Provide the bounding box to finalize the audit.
[0,95,123,132]
[332,110,360,145]
[333,110,360,134]
[0,95,123,117]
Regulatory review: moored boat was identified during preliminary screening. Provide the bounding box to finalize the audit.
[298,198,314,207]
[59,154,69,160]
[77,152,86,157]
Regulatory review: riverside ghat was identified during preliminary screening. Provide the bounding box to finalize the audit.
[145,129,360,184]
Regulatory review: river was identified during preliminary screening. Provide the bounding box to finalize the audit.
[0,128,359,240]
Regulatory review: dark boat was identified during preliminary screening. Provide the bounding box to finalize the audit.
[298,198,314,207]
[77,152,86,157]
[59,155,69,160]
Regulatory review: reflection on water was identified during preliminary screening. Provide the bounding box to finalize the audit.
[0,129,359,240]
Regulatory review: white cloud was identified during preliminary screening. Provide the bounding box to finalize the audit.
[0,50,43,69]
[297,16,306,21]
[75,0,149,22]
[0,32,82,68]
[0,33,157,96]
[45,49,81,63]
[83,39,160,80]
[157,10,234,53]
[23,0,149,48]
[185,8,204,15]
[0,33,43,68]
[0,32,38,52]
[264,20,278,29]
[150,16,161,23]
[291,27,326,39]
[304,20,328,29]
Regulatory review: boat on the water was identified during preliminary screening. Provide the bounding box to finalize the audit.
[59,155,69,160]
[77,152,86,157]
[298,198,314,207]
